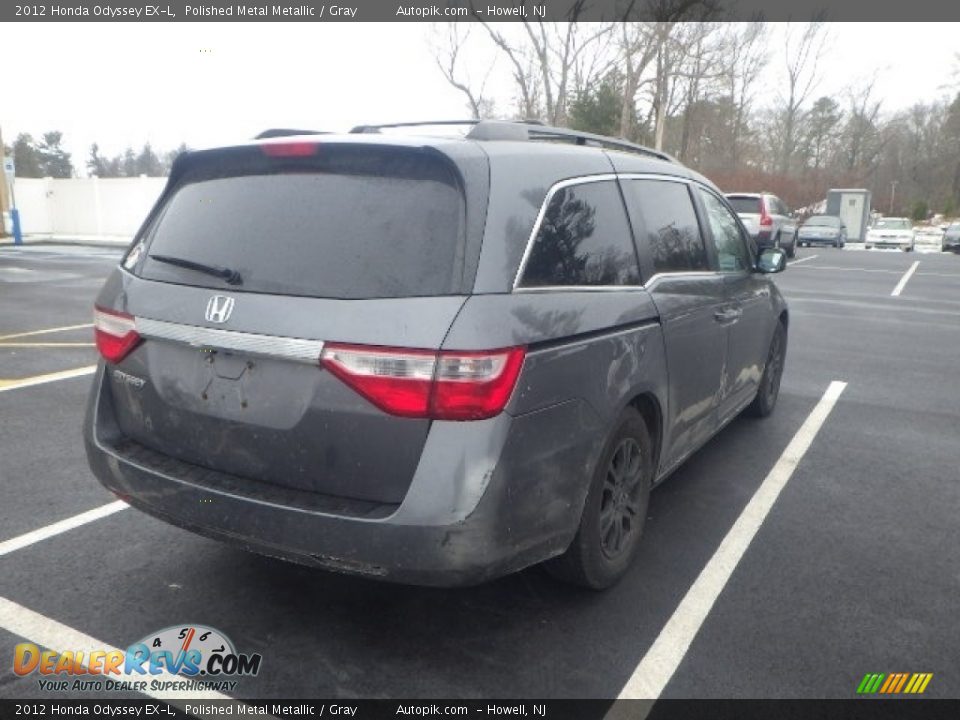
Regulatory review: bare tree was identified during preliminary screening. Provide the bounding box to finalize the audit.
[776,20,829,175]
[473,19,614,124]
[841,78,882,174]
[431,25,495,119]
[722,22,768,168]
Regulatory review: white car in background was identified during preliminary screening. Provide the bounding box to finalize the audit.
[865,217,915,251]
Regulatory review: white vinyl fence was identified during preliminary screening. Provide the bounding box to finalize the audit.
[11,176,166,242]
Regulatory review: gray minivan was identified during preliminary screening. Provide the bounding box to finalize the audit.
[84,121,789,589]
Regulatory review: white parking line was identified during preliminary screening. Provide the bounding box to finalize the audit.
[788,254,818,265]
[0,501,128,558]
[0,323,93,341]
[0,596,233,701]
[0,365,96,393]
[616,380,847,700]
[891,261,920,297]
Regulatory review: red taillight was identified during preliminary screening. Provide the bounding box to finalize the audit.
[93,306,141,364]
[320,344,526,421]
[760,198,773,228]
[259,141,318,157]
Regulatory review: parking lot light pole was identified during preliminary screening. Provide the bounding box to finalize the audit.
[0,125,8,239]
[890,180,898,215]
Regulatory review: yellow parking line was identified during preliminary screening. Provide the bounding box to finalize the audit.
[0,342,95,348]
[0,366,97,393]
[0,323,93,341]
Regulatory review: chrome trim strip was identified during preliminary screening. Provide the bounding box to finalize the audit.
[616,172,693,183]
[135,317,324,364]
[514,285,645,293]
[643,270,721,289]
[513,271,722,294]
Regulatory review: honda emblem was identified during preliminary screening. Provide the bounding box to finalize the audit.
[205,295,235,324]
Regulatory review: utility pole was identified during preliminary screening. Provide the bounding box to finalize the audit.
[889,180,898,215]
[0,125,9,237]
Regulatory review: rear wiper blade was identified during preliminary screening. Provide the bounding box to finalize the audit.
[149,254,243,286]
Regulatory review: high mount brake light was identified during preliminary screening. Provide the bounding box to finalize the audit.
[93,307,141,363]
[320,344,526,421]
[259,142,319,157]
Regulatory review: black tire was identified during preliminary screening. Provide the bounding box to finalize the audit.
[747,322,787,418]
[834,239,841,248]
[786,239,796,259]
[545,407,653,590]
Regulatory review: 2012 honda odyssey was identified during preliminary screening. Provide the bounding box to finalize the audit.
[84,121,789,589]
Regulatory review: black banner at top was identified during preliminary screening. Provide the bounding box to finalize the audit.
[5,0,960,22]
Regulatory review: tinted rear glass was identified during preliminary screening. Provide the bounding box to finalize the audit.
[805,216,841,227]
[136,148,466,299]
[518,181,641,288]
[624,179,708,274]
[726,196,761,215]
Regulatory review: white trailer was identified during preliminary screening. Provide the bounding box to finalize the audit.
[826,189,872,242]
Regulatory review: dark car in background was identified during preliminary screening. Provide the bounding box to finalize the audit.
[725,192,798,258]
[798,215,847,248]
[84,121,790,590]
[942,222,960,253]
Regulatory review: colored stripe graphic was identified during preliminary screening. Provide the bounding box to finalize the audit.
[857,672,932,694]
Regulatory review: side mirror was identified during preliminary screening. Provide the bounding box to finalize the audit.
[757,248,787,273]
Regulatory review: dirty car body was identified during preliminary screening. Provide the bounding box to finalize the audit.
[84,122,789,588]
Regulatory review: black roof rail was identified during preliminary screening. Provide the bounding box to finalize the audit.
[345,119,675,163]
[350,121,481,134]
[464,120,675,163]
[254,128,329,139]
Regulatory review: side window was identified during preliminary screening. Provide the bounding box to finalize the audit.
[518,181,641,288]
[699,189,752,273]
[624,179,708,274]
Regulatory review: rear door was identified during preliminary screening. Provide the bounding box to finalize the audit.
[106,141,480,505]
[621,177,727,473]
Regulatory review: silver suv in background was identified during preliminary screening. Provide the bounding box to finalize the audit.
[725,192,798,258]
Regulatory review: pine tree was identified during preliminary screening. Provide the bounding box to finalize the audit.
[12,134,43,177]
[135,143,163,176]
[37,132,74,178]
[88,143,110,177]
[121,147,137,177]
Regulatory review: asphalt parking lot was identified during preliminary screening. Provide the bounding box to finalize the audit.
[1,243,958,701]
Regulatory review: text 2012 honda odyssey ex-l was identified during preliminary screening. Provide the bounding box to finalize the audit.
[84,121,789,589]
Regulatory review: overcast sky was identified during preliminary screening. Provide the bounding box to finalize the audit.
[3,22,958,172]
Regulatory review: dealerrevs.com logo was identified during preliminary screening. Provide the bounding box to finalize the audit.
[14,624,262,693]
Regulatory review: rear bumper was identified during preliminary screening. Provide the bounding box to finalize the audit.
[84,365,600,586]
[798,236,841,246]
[867,237,913,248]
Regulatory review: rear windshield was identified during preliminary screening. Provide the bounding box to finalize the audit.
[135,147,466,299]
[874,219,911,230]
[805,215,841,227]
[726,196,761,215]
